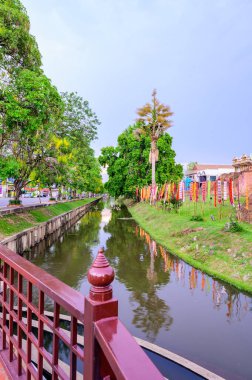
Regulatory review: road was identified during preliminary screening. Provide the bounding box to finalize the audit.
[0,196,50,208]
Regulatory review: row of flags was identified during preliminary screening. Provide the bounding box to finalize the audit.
[136,179,240,207]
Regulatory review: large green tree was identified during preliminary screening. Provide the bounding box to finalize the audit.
[99,125,182,198]
[57,92,103,194]
[0,1,103,200]
[0,69,63,199]
[0,0,41,72]
[136,90,173,195]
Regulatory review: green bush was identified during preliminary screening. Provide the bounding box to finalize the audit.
[9,199,22,205]
[190,215,204,222]
[169,196,183,212]
[224,221,243,233]
[224,210,243,232]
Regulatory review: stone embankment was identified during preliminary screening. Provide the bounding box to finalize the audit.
[1,198,100,254]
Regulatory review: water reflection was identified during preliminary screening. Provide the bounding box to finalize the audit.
[25,208,102,309]
[104,207,173,342]
[135,225,251,323]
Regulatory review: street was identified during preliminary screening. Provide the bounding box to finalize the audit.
[0,196,50,208]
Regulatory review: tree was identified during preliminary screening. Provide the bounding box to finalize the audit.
[31,92,103,197]
[60,92,99,143]
[0,2,102,201]
[187,162,198,170]
[0,0,41,73]
[0,69,63,199]
[136,90,173,196]
[99,125,182,198]
[58,92,103,194]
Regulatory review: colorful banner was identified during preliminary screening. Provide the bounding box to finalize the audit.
[214,181,217,207]
[217,179,222,204]
[229,179,234,206]
[202,181,206,202]
[223,181,227,201]
[207,181,211,202]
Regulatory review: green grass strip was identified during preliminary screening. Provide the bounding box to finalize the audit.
[0,199,96,238]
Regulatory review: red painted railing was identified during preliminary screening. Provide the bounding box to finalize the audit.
[0,245,164,379]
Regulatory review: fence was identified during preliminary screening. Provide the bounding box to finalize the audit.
[0,245,163,379]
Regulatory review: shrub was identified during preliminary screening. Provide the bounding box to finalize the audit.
[169,196,183,212]
[190,215,204,222]
[9,199,22,205]
[49,197,56,201]
[224,210,243,232]
[224,221,243,233]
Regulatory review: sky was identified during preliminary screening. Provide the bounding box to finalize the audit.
[22,0,252,164]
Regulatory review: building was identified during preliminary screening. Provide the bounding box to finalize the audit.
[184,163,234,182]
[0,179,15,197]
[232,154,252,173]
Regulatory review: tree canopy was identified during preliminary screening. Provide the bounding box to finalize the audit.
[135,90,173,193]
[99,125,182,198]
[0,0,41,72]
[0,0,103,199]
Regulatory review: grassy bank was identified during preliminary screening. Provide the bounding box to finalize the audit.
[129,201,252,293]
[0,199,97,239]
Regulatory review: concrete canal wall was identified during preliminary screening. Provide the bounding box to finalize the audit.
[0,198,100,254]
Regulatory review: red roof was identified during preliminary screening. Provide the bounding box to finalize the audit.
[193,164,233,170]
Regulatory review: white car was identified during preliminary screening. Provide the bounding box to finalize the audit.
[23,192,33,198]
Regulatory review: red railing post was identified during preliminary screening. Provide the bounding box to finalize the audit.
[84,248,118,380]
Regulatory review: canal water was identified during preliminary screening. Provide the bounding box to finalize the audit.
[25,201,252,380]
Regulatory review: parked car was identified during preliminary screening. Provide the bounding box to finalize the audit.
[40,190,49,197]
[23,192,33,198]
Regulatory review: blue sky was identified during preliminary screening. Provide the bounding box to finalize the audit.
[22,0,252,164]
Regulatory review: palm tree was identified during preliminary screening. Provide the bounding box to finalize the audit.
[135,90,173,199]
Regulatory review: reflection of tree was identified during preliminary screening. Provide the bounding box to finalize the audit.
[131,289,173,342]
[104,206,173,340]
[24,207,102,303]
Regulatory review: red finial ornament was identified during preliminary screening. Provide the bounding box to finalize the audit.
[88,247,115,301]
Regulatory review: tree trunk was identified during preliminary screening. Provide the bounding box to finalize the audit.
[151,140,156,188]
[49,186,52,198]
[14,180,23,202]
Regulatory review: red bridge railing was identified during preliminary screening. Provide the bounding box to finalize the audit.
[0,245,164,379]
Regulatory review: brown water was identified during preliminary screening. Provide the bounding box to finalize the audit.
[25,201,252,380]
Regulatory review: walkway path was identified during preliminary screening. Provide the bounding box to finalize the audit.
[0,196,49,208]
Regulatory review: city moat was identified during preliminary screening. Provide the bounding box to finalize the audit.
[24,201,252,380]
